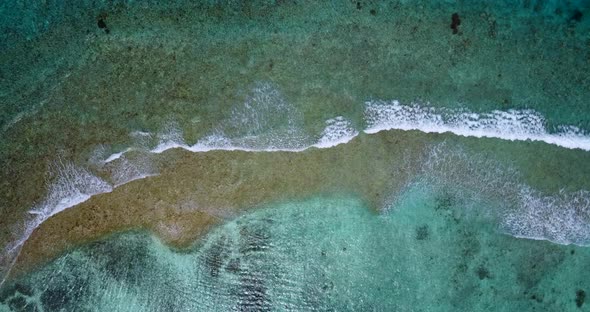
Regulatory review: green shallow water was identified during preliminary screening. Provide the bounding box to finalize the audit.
[1,0,590,310]
[1,192,588,311]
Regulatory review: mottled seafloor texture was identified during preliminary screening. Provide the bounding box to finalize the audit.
[1,0,590,311]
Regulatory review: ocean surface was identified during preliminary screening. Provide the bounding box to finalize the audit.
[1,0,590,311]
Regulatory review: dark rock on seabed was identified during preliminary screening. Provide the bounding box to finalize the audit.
[451,13,461,34]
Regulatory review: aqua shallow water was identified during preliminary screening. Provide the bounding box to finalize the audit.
[1,0,590,311]
[1,192,589,311]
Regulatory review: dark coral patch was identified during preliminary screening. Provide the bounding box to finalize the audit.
[576,289,586,308]
[416,225,430,240]
[451,13,461,34]
[476,265,491,280]
[570,10,583,22]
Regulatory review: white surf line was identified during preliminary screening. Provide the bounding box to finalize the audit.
[103,117,359,159]
[0,117,359,286]
[0,161,156,287]
[149,134,359,154]
[150,136,360,153]
[0,162,113,287]
[104,148,132,163]
[106,102,590,162]
[4,104,589,284]
[314,116,359,148]
[364,100,590,151]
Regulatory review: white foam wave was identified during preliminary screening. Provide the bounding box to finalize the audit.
[6,95,590,285]
[364,101,590,151]
[416,142,590,246]
[28,162,113,220]
[504,188,590,245]
[145,82,316,153]
[104,149,130,163]
[148,116,360,154]
[99,131,154,163]
[151,134,308,153]
[1,161,112,286]
[113,100,590,157]
[315,117,358,148]
[229,82,304,137]
[130,130,152,137]
[141,84,361,154]
[107,155,157,187]
[0,151,164,286]
[152,122,186,154]
[211,82,313,150]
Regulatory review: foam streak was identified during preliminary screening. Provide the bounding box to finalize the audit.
[364,101,590,151]
[1,161,112,286]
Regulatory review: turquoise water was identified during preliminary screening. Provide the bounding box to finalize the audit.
[1,0,590,311]
[2,192,588,311]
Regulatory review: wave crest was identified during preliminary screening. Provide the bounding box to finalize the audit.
[364,100,590,151]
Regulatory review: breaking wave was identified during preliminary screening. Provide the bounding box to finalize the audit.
[1,161,112,286]
[365,100,590,151]
[4,91,590,286]
[407,143,590,246]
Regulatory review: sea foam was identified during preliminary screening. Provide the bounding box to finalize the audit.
[149,115,358,154]
[364,100,590,151]
[5,95,590,285]
[107,155,157,187]
[1,83,364,286]
[315,117,358,148]
[1,161,112,286]
[414,143,590,246]
[503,187,590,245]
[147,82,359,154]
